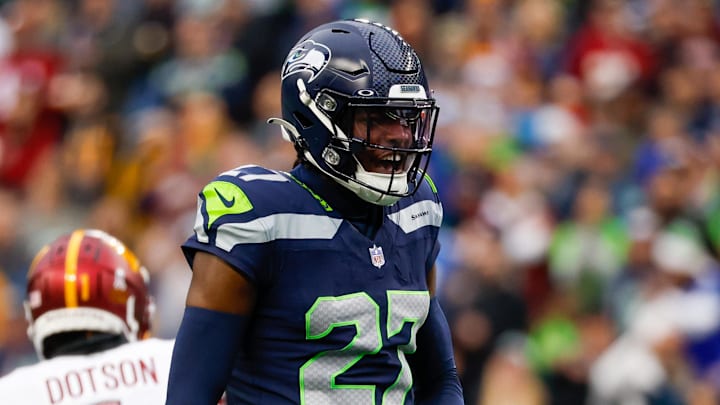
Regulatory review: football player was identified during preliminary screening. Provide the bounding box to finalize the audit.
[167,19,464,404]
[0,229,174,404]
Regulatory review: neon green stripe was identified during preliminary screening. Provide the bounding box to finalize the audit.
[423,173,437,194]
[287,174,333,212]
[64,230,84,308]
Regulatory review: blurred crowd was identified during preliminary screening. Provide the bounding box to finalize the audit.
[0,0,719,404]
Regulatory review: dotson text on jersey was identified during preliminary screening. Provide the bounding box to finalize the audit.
[44,355,159,404]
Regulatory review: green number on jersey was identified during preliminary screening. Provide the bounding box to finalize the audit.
[300,291,430,405]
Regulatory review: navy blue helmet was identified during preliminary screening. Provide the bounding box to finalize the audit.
[269,19,439,206]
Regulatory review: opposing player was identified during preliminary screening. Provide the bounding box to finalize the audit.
[0,229,174,404]
[167,19,464,404]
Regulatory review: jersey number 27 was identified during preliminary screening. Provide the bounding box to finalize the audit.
[300,291,430,405]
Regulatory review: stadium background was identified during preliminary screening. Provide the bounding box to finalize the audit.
[0,0,719,403]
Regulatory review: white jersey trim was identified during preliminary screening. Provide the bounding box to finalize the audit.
[387,200,443,234]
[238,173,289,182]
[215,213,343,250]
[193,196,210,243]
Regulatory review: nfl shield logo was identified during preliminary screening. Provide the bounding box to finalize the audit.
[369,244,385,268]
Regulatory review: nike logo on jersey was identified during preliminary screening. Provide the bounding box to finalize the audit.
[202,181,253,228]
[215,187,236,208]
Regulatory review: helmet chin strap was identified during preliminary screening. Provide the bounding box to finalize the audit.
[342,176,403,206]
[352,159,407,205]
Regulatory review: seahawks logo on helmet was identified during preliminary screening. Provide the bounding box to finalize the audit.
[281,40,331,83]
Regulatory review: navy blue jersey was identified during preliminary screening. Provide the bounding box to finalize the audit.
[182,164,443,404]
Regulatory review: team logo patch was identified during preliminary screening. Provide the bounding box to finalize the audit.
[281,40,331,83]
[369,244,385,269]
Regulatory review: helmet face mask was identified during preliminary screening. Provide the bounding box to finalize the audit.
[272,19,439,205]
[335,99,437,201]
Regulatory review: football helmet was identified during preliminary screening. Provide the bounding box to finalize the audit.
[24,229,153,359]
[269,19,439,206]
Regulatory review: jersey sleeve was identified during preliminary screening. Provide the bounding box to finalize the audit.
[420,173,443,272]
[181,166,290,285]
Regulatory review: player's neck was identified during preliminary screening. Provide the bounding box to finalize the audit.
[292,164,383,237]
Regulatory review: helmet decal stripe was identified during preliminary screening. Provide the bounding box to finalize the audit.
[64,230,85,308]
[80,273,90,302]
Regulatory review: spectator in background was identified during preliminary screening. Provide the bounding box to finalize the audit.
[440,219,528,404]
[135,5,250,124]
[563,0,657,103]
[234,0,344,123]
[548,176,630,314]
[477,332,547,405]
[0,187,36,373]
[591,230,720,405]
[703,134,720,256]
[479,159,553,269]
[0,0,65,191]
[59,0,147,113]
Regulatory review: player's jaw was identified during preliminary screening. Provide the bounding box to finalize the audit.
[356,149,412,175]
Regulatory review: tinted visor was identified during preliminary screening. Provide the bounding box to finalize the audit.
[340,100,437,176]
[346,102,437,151]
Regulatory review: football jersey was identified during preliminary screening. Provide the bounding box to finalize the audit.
[0,338,174,405]
[182,164,443,404]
